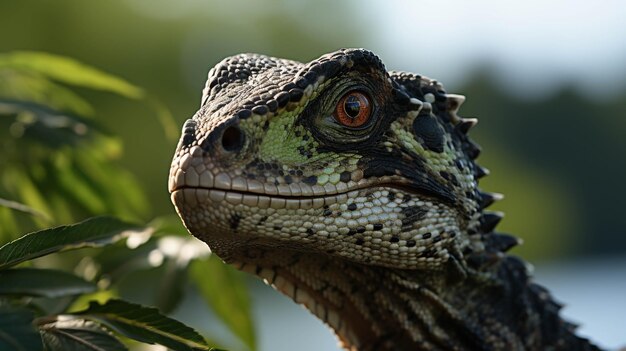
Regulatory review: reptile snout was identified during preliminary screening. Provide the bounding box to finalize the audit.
[169,115,249,195]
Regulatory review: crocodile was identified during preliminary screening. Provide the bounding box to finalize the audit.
[168,48,601,351]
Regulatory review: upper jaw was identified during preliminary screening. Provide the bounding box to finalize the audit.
[169,146,415,200]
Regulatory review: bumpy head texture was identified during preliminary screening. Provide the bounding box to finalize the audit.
[170,49,485,268]
[170,49,600,351]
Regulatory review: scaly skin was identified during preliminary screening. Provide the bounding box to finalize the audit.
[169,49,601,351]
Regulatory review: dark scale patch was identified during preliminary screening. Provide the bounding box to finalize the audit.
[412,113,445,153]
[440,171,460,187]
[347,229,357,236]
[323,209,333,217]
[406,240,416,247]
[390,236,400,243]
[421,248,436,257]
[274,92,289,108]
[273,225,282,231]
[403,194,412,203]
[282,82,296,92]
[433,235,443,243]
[422,232,432,239]
[339,171,351,183]
[387,191,396,201]
[400,206,427,227]
[297,146,313,158]
[289,88,303,102]
[303,176,317,185]
[182,134,195,147]
[455,159,465,171]
[229,213,242,231]
[237,109,252,120]
[355,238,365,245]
[356,226,366,234]
[266,99,278,112]
[373,223,383,230]
[347,203,357,211]
[284,175,293,184]
[252,105,269,115]
[306,228,315,236]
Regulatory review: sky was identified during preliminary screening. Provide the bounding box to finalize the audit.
[368,0,626,100]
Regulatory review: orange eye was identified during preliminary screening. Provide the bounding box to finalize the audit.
[334,91,372,128]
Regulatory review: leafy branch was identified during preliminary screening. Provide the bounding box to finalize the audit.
[0,52,256,351]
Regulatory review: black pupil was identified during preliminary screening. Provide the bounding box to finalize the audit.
[344,95,361,118]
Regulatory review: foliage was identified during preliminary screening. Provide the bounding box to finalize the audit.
[0,52,256,350]
[0,51,147,236]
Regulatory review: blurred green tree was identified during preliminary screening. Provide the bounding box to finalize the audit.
[0,52,255,351]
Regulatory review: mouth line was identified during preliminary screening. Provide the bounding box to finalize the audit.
[171,182,428,201]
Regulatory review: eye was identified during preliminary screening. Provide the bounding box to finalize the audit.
[334,91,372,128]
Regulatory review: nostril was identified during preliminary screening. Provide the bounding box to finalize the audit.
[221,125,245,152]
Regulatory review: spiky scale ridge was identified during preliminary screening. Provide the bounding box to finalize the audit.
[486,233,522,253]
[479,191,504,210]
[169,49,602,351]
[480,211,505,233]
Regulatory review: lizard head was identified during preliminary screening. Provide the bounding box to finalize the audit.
[169,49,495,270]
[168,49,594,351]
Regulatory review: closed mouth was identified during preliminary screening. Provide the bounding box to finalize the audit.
[171,186,359,209]
[171,181,427,210]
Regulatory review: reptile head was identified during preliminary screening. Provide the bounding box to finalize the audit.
[169,48,492,270]
[168,48,599,351]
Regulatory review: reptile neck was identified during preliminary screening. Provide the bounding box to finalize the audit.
[229,247,600,351]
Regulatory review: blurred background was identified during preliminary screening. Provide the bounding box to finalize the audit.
[1,0,625,349]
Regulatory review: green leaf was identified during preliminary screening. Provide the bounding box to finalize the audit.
[40,319,127,351]
[0,71,95,116]
[73,299,209,351]
[0,197,49,220]
[0,305,43,351]
[190,256,256,351]
[0,268,96,298]
[149,215,193,237]
[0,52,144,99]
[147,97,179,143]
[153,258,188,314]
[0,216,140,270]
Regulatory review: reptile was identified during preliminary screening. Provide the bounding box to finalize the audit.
[168,48,601,351]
